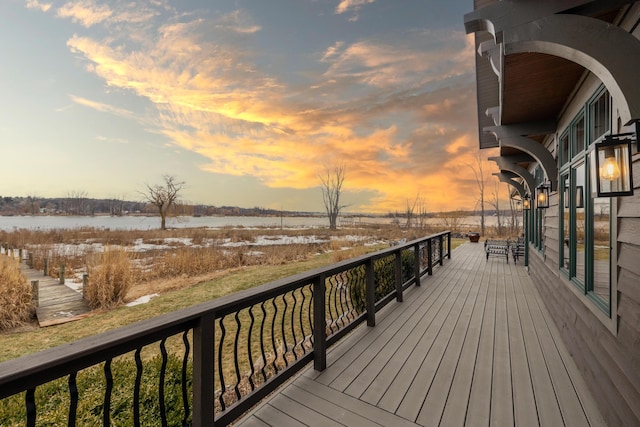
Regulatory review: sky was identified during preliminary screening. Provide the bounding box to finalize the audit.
[0,0,502,214]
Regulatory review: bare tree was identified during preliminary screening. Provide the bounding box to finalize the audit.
[66,190,89,215]
[319,165,347,230]
[142,175,186,230]
[488,180,503,236]
[25,194,40,215]
[508,195,521,236]
[468,151,487,236]
[405,196,418,229]
[440,210,466,234]
[417,197,429,230]
[405,193,428,229]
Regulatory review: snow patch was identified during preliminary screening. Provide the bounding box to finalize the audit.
[126,294,159,306]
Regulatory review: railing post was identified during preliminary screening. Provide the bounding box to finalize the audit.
[365,259,376,326]
[59,265,65,284]
[31,280,39,307]
[28,252,33,267]
[447,232,452,259]
[439,235,444,266]
[415,243,423,284]
[426,241,433,276]
[394,249,403,302]
[44,258,49,276]
[313,274,327,371]
[82,274,89,300]
[193,312,215,427]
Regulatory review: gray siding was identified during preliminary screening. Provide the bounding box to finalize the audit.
[533,158,640,427]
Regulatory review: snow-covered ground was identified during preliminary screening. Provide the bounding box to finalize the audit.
[26,233,389,306]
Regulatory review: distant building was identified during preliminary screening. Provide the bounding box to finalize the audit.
[465,2,640,425]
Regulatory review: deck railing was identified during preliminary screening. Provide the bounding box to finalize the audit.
[0,231,451,426]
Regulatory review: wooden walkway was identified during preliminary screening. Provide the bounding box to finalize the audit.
[18,260,91,327]
[237,242,607,427]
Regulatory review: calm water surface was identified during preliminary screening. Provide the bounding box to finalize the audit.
[0,215,387,231]
[0,215,493,231]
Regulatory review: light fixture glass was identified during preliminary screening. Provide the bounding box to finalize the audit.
[523,194,531,210]
[593,135,634,197]
[536,183,550,209]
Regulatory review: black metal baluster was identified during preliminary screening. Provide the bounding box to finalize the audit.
[337,273,348,326]
[246,306,256,390]
[217,316,227,410]
[181,330,191,427]
[159,338,168,427]
[270,298,279,373]
[326,275,337,331]
[68,372,78,427]
[103,359,113,427]
[133,348,143,427]
[26,388,36,427]
[259,302,269,382]
[290,289,299,358]
[308,285,315,344]
[280,294,289,367]
[299,287,307,352]
[232,311,242,400]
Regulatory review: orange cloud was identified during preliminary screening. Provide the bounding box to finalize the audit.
[335,0,376,15]
[57,0,112,27]
[60,5,488,212]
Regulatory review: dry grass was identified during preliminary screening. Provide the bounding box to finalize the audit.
[1,224,452,314]
[0,256,33,331]
[85,247,136,309]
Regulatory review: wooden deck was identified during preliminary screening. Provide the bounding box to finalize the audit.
[19,261,91,327]
[237,242,607,427]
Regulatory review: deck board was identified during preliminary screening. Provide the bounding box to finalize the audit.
[18,260,91,327]
[238,242,608,426]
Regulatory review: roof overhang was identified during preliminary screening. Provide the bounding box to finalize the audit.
[464,0,640,190]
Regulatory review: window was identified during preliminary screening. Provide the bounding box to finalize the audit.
[534,167,545,250]
[560,133,570,166]
[574,162,586,285]
[588,88,612,312]
[573,114,585,156]
[590,90,611,141]
[561,174,569,271]
[557,86,612,316]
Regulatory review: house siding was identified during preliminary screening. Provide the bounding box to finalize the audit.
[531,154,640,426]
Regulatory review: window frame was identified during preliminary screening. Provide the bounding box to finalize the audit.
[557,86,613,317]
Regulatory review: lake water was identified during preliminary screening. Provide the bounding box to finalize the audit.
[0,214,499,231]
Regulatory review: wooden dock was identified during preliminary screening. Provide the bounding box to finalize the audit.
[237,242,607,427]
[19,261,91,327]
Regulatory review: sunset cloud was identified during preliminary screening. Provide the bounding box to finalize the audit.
[57,0,112,27]
[70,95,136,119]
[215,10,262,34]
[25,0,52,12]
[55,2,485,212]
[335,0,376,15]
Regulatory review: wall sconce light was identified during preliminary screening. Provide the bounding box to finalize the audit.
[536,182,550,209]
[593,133,634,197]
[523,193,531,210]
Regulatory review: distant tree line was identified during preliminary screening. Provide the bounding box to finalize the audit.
[0,195,314,218]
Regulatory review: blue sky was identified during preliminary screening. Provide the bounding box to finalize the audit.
[0,0,497,213]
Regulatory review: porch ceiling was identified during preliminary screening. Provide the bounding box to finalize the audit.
[471,3,625,188]
[501,53,585,126]
[500,8,619,127]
